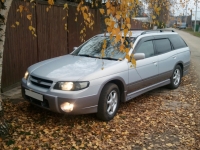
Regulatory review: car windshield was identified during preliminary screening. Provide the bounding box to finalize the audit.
[72,36,135,60]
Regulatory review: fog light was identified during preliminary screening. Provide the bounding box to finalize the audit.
[60,102,74,112]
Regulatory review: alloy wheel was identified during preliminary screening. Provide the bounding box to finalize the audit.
[107,90,118,115]
[173,69,181,86]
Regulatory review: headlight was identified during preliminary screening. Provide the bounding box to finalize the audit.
[54,81,89,91]
[24,71,29,80]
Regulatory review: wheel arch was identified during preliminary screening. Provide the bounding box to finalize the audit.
[168,61,183,89]
[97,77,127,103]
[175,61,184,76]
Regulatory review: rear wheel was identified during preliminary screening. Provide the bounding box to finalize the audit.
[168,65,182,89]
[97,83,120,121]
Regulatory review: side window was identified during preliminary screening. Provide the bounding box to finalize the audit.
[169,35,187,49]
[154,39,172,54]
[135,40,154,58]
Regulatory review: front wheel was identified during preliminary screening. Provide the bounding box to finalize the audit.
[168,65,182,89]
[97,83,120,121]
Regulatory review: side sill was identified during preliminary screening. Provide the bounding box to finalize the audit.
[126,79,170,101]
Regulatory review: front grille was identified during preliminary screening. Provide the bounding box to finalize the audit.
[30,75,53,89]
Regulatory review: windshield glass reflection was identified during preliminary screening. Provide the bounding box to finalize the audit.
[72,36,134,60]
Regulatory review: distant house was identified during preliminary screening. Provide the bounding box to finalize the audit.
[169,16,185,27]
[167,16,177,27]
[132,17,150,23]
[167,15,192,28]
[131,16,151,30]
[191,10,200,31]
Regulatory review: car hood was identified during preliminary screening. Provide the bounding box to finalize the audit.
[29,55,126,82]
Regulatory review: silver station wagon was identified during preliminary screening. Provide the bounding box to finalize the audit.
[21,30,190,121]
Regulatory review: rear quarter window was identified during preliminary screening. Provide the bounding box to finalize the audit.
[169,35,187,49]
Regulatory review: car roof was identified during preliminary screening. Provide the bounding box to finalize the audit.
[131,30,178,36]
[97,30,178,38]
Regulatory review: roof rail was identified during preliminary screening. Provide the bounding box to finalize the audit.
[160,29,175,32]
[141,29,175,35]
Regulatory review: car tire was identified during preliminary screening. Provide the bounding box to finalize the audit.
[97,83,120,121]
[168,65,182,89]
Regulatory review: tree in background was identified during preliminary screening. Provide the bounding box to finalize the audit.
[144,0,171,28]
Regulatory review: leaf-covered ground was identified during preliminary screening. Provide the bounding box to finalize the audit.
[1,64,200,150]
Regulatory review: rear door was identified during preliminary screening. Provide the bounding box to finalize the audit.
[154,36,177,82]
[128,36,159,93]
[168,34,190,75]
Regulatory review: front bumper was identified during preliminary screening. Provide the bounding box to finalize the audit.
[21,81,99,115]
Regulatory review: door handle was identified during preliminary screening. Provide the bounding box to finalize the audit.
[153,62,157,66]
[173,56,177,59]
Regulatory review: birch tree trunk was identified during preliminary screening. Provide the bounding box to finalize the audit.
[0,0,13,137]
[0,0,13,105]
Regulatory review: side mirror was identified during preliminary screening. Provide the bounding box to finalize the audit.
[134,53,145,60]
[73,47,78,51]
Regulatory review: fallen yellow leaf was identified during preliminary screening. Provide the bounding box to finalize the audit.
[15,21,19,26]
[42,138,48,142]
[27,14,32,20]
[29,26,33,31]
[63,3,68,10]
[99,9,105,15]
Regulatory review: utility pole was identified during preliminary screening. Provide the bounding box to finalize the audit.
[185,4,188,23]
[194,0,198,32]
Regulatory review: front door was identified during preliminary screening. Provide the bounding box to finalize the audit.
[128,38,159,94]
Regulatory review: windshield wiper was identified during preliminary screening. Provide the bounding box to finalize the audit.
[78,54,100,58]
[101,57,119,61]
[78,54,121,61]
[78,54,93,57]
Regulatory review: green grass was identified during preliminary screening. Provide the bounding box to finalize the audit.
[182,28,200,38]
